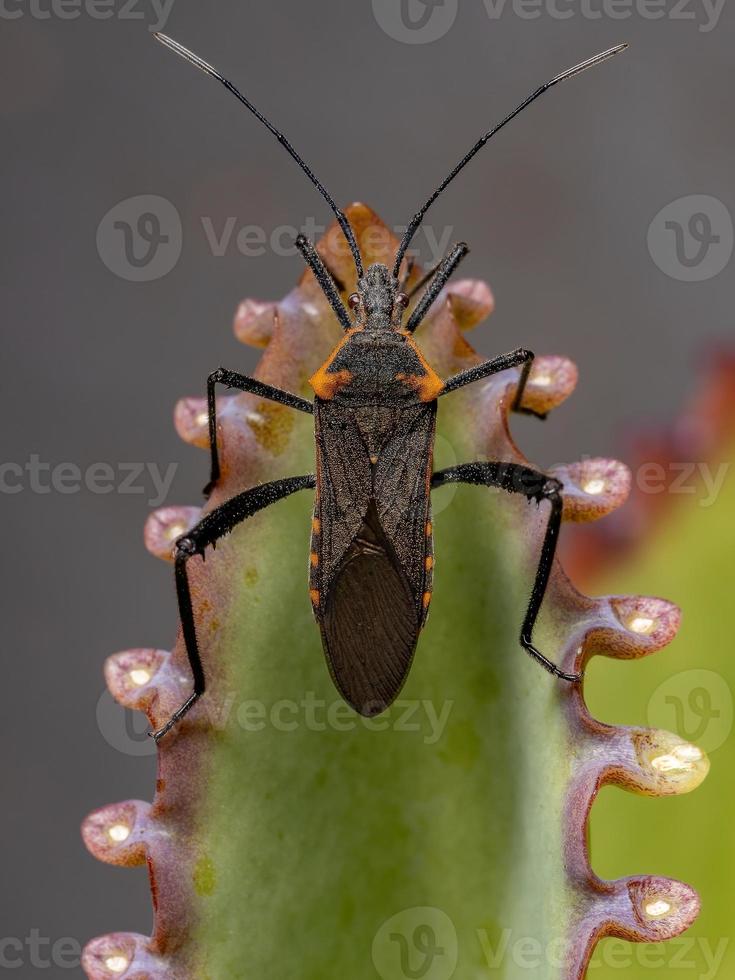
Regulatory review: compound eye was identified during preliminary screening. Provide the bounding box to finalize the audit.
[396,292,409,309]
[348,293,360,310]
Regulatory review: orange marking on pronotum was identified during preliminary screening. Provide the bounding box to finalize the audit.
[392,335,445,402]
[309,328,358,400]
[422,591,432,608]
[395,372,444,403]
[309,589,320,606]
[310,367,352,400]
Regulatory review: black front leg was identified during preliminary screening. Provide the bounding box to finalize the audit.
[295,235,352,331]
[204,368,313,497]
[152,473,317,741]
[406,243,469,334]
[431,461,581,683]
[441,348,546,419]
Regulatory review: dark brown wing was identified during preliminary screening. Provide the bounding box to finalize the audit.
[311,401,436,715]
[311,400,374,600]
[372,403,436,616]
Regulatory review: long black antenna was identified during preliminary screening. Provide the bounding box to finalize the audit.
[154,33,364,279]
[392,43,628,277]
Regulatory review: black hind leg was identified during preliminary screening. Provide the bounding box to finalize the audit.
[431,461,581,682]
[152,474,316,741]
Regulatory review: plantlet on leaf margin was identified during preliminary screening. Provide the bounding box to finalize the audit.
[150,34,627,739]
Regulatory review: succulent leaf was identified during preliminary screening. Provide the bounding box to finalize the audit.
[83,206,705,979]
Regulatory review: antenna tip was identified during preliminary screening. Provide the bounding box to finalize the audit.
[596,41,629,60]
[151,33,223,81]
[551,42,630,86]
[152,32,178,52]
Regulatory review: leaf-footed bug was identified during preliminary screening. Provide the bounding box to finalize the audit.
[150,34,627,740]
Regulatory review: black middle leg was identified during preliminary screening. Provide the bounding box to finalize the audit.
[431,461,581,683]
[204,368,313,497]
[151,473,316,741]
[441,349,545,419]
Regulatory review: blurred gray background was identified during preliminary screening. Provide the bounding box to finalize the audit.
[1,0,733,974]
